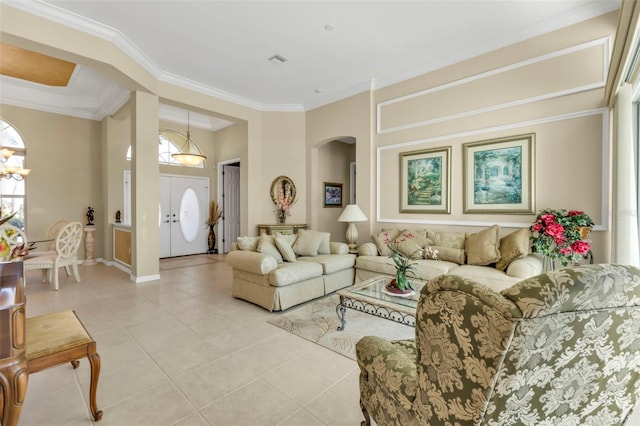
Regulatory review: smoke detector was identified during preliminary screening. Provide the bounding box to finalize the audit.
[268,54,288,65]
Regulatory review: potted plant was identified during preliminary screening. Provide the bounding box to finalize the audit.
[530,208,594,267]
[386,242,418,294]
[274,184,294,223]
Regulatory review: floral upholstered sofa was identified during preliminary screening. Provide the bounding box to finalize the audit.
[225,230,355,311]
[356,264,640,425]
[356,226,543,293]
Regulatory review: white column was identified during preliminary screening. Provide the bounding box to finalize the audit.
[613,83,640,265]
[131,91,160,281]
[83,226,96,265]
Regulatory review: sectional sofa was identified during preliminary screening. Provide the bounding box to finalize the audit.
[355,226,544,293]
[225,230,356,311]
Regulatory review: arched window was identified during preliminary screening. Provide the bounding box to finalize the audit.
[126,129,205,168]
[0,119,27,229]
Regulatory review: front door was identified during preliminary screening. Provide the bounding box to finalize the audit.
[159,175,209,257]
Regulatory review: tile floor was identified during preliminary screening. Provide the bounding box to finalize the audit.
[17,255,640,426]
[20,255,367,426]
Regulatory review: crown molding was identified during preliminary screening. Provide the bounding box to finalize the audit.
[5,1,306,113]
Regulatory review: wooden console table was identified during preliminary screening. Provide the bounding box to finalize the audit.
[258,224,307,235]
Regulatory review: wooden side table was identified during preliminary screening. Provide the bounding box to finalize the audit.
[258,224,307,235]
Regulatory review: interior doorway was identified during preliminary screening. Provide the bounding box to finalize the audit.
[218,159,241,253]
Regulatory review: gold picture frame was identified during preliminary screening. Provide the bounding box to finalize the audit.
[270,176,296,205]
[400,146,451,214]
[463,133,535,214]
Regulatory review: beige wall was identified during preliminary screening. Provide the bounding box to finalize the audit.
[259,112,306,231]
[0,3,621,268]
[304,12,616,262]
[306,91,373,246]
[0,104,101,260]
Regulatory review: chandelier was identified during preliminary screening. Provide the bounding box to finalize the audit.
[171,111,206,166]
[0,148,30,180]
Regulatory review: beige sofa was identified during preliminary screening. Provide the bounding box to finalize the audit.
[226,230,356,311]
[356,226,543,293]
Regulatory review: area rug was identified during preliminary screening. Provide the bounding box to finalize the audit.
[267,294,415,360]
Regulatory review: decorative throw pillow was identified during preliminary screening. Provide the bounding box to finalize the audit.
[315,231,331,254]
[429,246,465,264]
[427,231,467,249]
[372,229,402,256]
[257,235,283,263]
[495,228,530,271]
[292,229,325,257]
[237,236,259,251]
[465,225,501,266]
[274,232,296,262]
[393,230,432,259]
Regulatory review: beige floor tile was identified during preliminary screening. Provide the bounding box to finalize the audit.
[100,339,151,371]
[203,320,285,353]
[262,346,358,406]
[230,331,316,376]
[135,326,202,356]
[172,412,210,426]
[97,382,195,426]
[23,362,78,394]
[305,369,365,426]
[152,339,227,379]
[172,356,259,409]
[200,379,298,426]
[278,409,327,426]
[80,358,169,409]
[20,383,91,426]
[89,326,135,350]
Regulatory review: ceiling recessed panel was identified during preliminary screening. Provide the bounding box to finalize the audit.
[0,42,76,87]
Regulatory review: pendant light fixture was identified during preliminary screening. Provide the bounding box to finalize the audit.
[172,110,206,166]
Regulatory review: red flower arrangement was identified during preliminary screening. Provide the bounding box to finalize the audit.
[530,209,594,266]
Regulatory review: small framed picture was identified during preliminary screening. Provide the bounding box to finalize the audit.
[463,133,535,214]
[324,182,343,207]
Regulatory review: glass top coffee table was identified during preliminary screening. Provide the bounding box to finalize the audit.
[336,275,424,331]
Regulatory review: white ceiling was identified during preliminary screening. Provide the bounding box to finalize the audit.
[1,0,621,128]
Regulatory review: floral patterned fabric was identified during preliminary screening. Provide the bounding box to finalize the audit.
[356,264,640,425]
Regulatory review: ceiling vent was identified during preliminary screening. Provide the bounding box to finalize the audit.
[268,54,288,65]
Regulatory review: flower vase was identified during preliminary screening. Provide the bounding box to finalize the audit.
[207,224,217,254]
[278,214,286,224]
[578,226,591,240]
[542,256,555,272]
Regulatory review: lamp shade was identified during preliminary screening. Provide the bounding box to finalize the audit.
[337,204,367,222]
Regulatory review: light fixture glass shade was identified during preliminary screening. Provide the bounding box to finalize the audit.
[171,112,207,166]
[337,204,367,222]
[172,152,206,166]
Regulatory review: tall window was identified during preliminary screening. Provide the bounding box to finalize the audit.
[0,119,26,229]
[126,129,205,168]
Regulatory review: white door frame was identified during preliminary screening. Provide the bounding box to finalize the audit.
[217,157,241,252]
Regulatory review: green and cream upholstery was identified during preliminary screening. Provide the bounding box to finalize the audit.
[356,264,640,425]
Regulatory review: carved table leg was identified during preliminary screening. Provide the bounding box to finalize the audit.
[0,362,28,426]
[336,304,347,331]
[87,349,103,421]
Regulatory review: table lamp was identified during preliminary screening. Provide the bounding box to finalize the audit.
[337,204,368,252]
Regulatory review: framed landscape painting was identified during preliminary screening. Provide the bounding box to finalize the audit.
[463,133,535,214]
[324,182,343,207]
[400,146,451,213]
